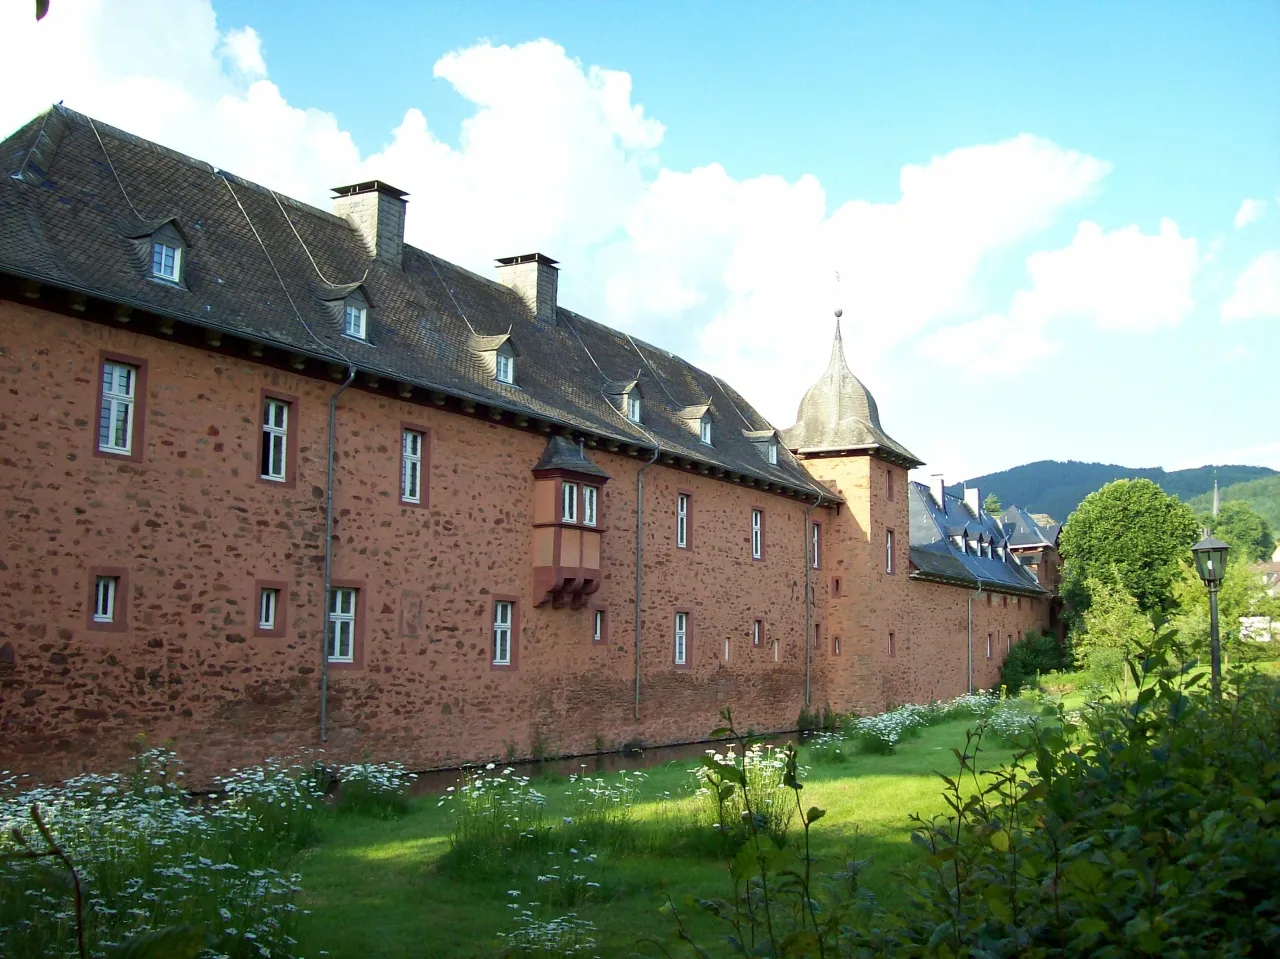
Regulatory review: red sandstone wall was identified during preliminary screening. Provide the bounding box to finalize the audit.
[0,301,823,784]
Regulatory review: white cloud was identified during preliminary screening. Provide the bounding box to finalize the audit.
[1221,250,1280,321]
[220,26,266,78]
[1234,197,1266,229]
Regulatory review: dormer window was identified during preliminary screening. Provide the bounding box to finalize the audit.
[496,346,515,385]
[766,441,778,465]
[699,416,712,445]
[151,240,182,282]
[344,302,367,339]
[628,392,642,424]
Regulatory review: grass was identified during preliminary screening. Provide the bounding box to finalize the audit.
[290,717,1023,958]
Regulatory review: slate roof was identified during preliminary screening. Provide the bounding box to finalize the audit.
[780,322,922,467]
[998,506,1060,549]
[532,435,611,479]
[0,106,828,500]
[908,482,1047,596]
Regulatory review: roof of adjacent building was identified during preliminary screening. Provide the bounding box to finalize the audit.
[0,106,827,500]
[908,482,1048,596]
[780,322,922,467]
[998,505,1061,549]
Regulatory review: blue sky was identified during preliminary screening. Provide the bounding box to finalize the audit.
[5,0,1278,481]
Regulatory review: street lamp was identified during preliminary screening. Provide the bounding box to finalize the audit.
[1191,535,1230,697]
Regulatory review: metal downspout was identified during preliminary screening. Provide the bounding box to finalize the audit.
[803,496,823,707]
[320,366,357,742]
[633,447,661,721]
[966,584,984,695]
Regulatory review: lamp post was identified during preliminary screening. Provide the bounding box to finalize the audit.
[1191,535,1230,698]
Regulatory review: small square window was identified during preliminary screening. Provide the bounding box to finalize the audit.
[151,241,182,282]
[93,575,118,623]
[344,303,367,339]
[259,588,280,630]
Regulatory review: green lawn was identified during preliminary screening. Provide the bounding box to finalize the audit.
[291,719,1020,958]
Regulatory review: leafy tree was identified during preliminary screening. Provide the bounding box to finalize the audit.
[982,491,1002,515]
[1171,557,1279,664]
[1203,500,1275,562]
[1076,575,1149,692]
[1059,478,1200,619]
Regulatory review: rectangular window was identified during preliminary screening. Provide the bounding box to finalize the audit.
[493,600,513,665]
[751,509,764,560]
[401,429,423,504]
[674,612,688,665]
[93,575,117,623]
[344,304,367,339]
[773,639,779,663]
[888,631,896,658]
[583,486,598,527]
[562,481,579,523]
[99,361,137,454]
[885,529,895,574]
[327,588,357,663]
[833,636,841,655]
[1007,633,1012,654]
[813,623,821,650]
[261,399,289,481]
[700,418,712,445]
[258,587,279,630]
[628,393,641,423]
[753,619,763,646]
[150,241,181,281]
[886,466,894,501]
[811,522,821,569]
[832,577,842,598]
[593,608,606,644]
[495,350,514,384]
[677,493,689,548]
[987,633,993,659]
[767,442,778,465]
[723,637,730,661]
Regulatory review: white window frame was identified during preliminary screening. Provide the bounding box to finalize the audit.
[493,600,513,665]
[401,429,423,504]
[987,633,993,659]
[150,240,182,282]
[772,638,779,663]
[259,587,279,630]
[627,392,642,424]
[562,481,579,523]
[593,609,605,643]
[495,349,515,385]
[753,619,762,646]
[93,575,117,623]
[699,417,712,445]
[582,486,598,527]
[811,523,820,569]
[99,361,137,454]
[261,399,289,482]
[723,637,730,661]
[343,303,368,340]
[676,493,689,548]
[886,529,895,573]
[766,441,778,465]
[327,588,356,662]
[674,612,688,665]
[751,509,763,560]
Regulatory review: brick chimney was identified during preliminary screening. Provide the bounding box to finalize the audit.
[496,253,559,325]
[964,485,981,517]
[332,181,408,268]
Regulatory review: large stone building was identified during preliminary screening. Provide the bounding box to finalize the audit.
[0,107,1054,783]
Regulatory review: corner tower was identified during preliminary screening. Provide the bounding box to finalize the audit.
[784,321,922,714]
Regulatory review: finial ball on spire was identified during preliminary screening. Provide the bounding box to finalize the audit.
[834,307,843,318]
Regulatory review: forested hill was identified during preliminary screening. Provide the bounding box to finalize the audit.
[950,461,1275,524]
[1188,474,1280,529]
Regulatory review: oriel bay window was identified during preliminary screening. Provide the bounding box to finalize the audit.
[531,436,611,608]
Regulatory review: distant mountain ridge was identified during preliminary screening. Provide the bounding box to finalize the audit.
[950,461,1276,525]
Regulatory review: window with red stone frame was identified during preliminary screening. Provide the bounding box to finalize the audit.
[258,389,299,488]
[491,595,520,670]
[399,423,431,508]
[254,580,289,638]
[326,580,366,669]
[93,351,148,464]
[87,567,130,633]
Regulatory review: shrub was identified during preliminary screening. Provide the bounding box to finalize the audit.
[999,629,1072,694]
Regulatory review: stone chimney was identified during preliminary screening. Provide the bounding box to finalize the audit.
[332,181,408,268]
[930,474,946,509]
[964,485,981,517]
[496,253,559,325]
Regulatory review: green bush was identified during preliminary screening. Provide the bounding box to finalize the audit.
[999,629,1071,694]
